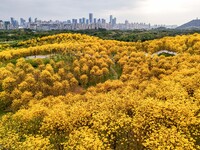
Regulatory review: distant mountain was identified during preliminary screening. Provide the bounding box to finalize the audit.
[177,19,200,29]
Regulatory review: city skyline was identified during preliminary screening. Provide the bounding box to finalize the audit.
[4,14,148,25]
[1,13,156,31]
[1,0,200,26]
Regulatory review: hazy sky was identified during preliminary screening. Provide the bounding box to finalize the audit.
[0,0,200,25]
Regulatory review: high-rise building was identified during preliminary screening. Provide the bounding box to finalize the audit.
[89,13,93,24]
[109,15,117,26]
[10,17,15,25]
[97,19,101,24]
[72,19,77,24]
[125,20,129,25]
[79,18,82,24]
[109,15,113,24]
[20,18,26,26]
[4,21,11,30]
[28,17,32,23]
[0,20,4,29]
[94,18,97,24]
[102,19,106,24]
[66,20,71,24]
[113,17,117,25]
[86,19,89,25]
[10,17,18,28]
[82,18,86,24]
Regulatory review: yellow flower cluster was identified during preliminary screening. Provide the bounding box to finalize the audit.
[0,33,200,149]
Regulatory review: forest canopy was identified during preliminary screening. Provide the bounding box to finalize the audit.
[0,33,200,149]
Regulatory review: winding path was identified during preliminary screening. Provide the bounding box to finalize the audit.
[25,54,51,59]
[153,50,177,56]
[25,50,177,60]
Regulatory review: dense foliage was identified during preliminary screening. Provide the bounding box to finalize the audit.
[2,28,200,43]
[0,33,200,149]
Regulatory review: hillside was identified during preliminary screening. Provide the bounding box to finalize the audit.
[0,33,200,149]
[2,29,200,45]
[177,19,200,29]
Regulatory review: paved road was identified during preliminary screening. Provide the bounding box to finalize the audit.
[153,50,177,56]
[25,50,177,60]
[25,54,51,59]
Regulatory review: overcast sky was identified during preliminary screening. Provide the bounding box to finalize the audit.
[1,0,200,25]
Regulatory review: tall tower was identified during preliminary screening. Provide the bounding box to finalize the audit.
[109,15,113,24]
[28,17,32,23]
[113,17,117,25]
[20,18,26,26]
[10,17,18,27]
[10,17,15,26]
[82,17,86,24]
[89,13,93,24]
